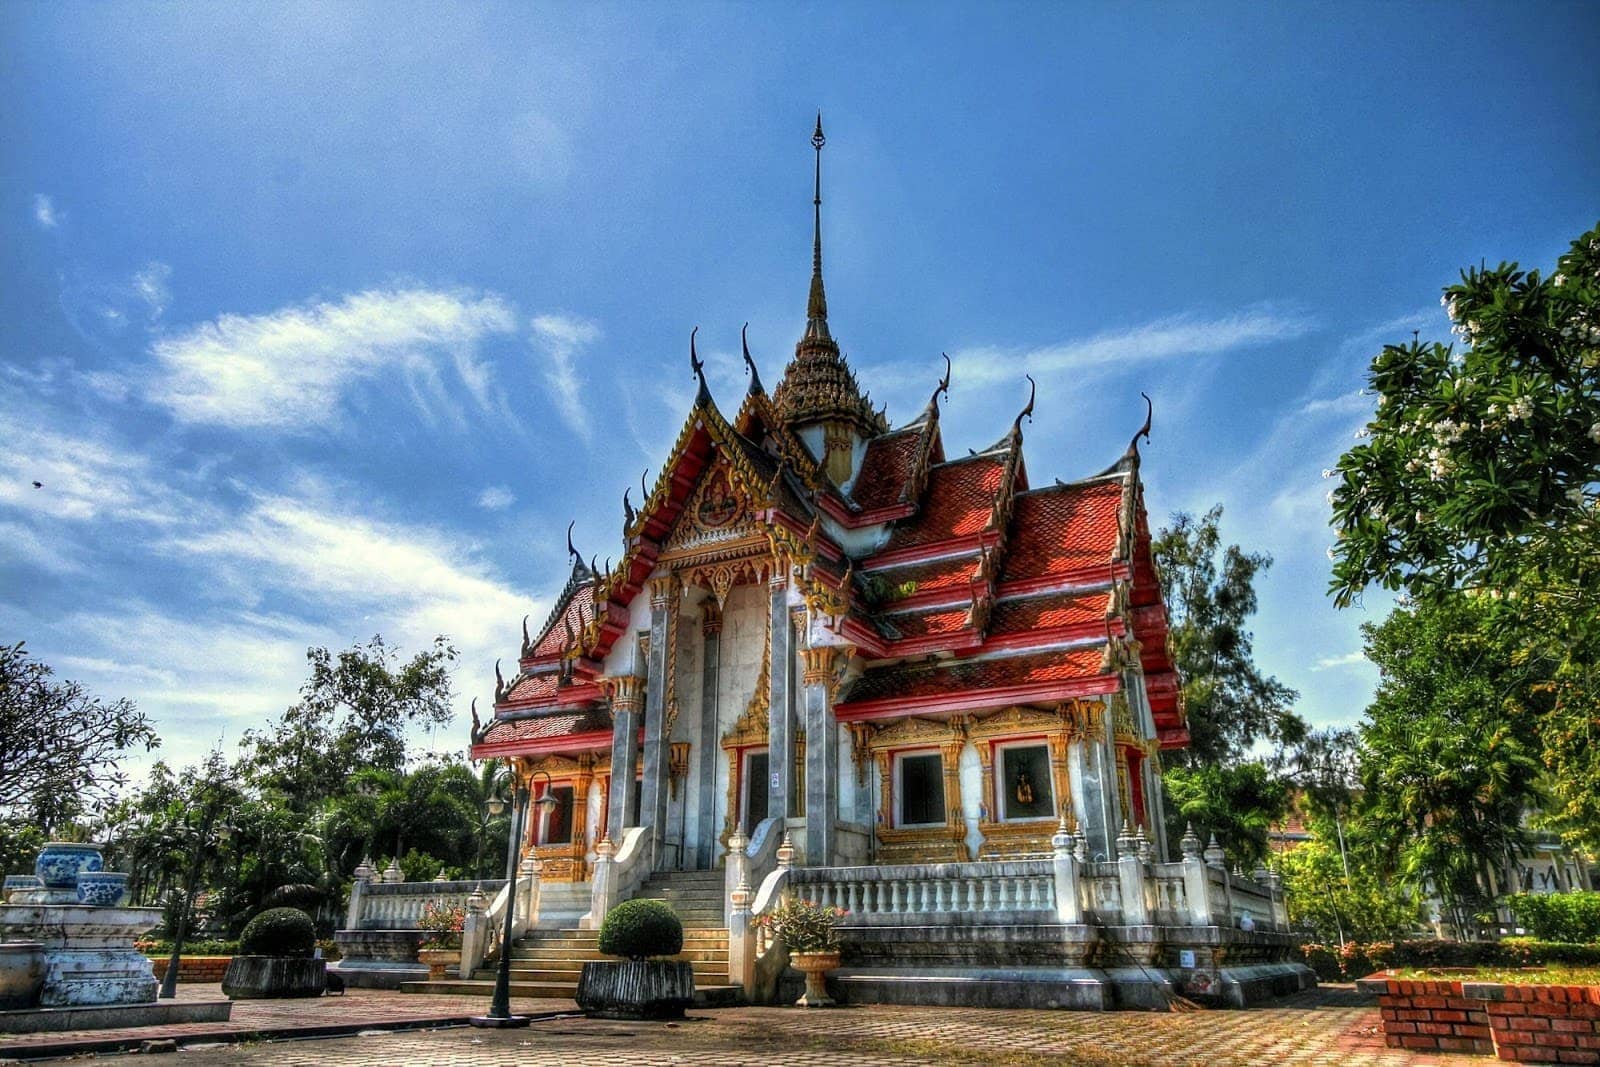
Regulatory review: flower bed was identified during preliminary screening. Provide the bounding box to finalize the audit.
[1357,971,1600,1063]
[147,955,233,983]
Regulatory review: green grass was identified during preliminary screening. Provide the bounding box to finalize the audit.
[1395,965,1600,986]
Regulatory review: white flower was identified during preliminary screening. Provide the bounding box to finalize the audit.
[1355,428,1371,439]
[1554,273,1566,287]
[1506,396,1534,422]
[1322,468,1334,479]
[1589,422,1600,444]
[1326,546,1337,561]
[1326,490,1337,506]
[1377,395,1389,408]
[1414,510,1426,525]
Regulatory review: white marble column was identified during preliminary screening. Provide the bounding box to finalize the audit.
[801,645,841,866]
[605,675,644,843]
[639,575,678,869]
[767,574,797,825]
[694,601,722,869]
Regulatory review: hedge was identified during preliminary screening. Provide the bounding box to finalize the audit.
[1298,938,1600,980]
[238,908,316,959]
[1504,891,1600,943]
[597,899,683,961]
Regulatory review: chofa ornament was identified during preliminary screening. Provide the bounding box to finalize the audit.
[34,842,104,890]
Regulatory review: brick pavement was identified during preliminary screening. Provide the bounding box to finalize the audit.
[75,985,1496,1066]
[0,984,572,1061]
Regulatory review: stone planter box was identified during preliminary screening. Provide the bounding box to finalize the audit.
[416,947,459,981]
[1357,971,1600,1063]
[576,960,695,1019]
[221,956,326,999]
[148,955,233,984]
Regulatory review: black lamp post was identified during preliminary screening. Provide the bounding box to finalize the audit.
[471,774,558,1028]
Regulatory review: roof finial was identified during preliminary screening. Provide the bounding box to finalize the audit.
[689,326,712,406]
[566,520,579,564]
[1012,374,1036,435]
[1126,392,1153,456]
[930,353,952,414]
[805,113,831,341]
[742,322,763,395]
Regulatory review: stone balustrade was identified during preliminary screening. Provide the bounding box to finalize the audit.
[787,861,1057,925]
[346,878,502,931]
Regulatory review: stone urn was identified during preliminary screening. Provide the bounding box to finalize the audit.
[0,942,46,1010]
[35,843,104,890]
[416,946,459,981]
[576,960,695,1019]
[2,876,42,904]
[790,950,841,1007]
[76,872,130,907]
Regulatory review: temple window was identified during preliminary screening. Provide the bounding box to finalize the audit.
[535,784,577,845]
[995,741,1054,822]
[896,750,946,827]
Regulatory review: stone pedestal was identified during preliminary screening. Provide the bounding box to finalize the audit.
[0,904,161,1007]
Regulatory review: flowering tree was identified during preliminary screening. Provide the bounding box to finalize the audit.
[1327,222,1600,845]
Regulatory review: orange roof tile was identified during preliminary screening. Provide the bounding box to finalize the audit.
[531,585,594,658]
[1003,481,1123,582]
[885,453,1006,550]
[869,553,979,600]
[477,707,612,746]
[988,589,1110,635]
[841,646,1107,705]
[881,606,970,639]
[851,428,921,510]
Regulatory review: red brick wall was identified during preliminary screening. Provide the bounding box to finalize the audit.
[1357,975,1600,1064]
[147,955,233,983]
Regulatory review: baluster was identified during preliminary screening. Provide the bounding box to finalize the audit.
[890,880,901,913]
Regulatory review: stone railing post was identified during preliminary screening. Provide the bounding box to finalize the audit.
[776,831,795,872]
[1265,865,1287,932]
[1179,825,1214,927]
[727,871,755,992]
[460,884,488,976]
[587,837,615,930]
[1051,818,1083,924]
[514,853,541,939]
[725,826,749,926]
[345,857,374,930]
[383,857,404,884]
[1116,823,1149,925]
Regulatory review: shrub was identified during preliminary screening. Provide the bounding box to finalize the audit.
[418,899,465,950]
[759,897,844,953]
[598,899,683,961]
[136,938,239,957]
[1298,943,1341,982]
[1505,892,1600,943]
[238,907,316,959]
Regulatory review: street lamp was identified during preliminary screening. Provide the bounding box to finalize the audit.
[470,774,559,1028]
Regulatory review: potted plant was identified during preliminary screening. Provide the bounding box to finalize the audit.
[761,897,845,1007]
[221,907,326,999]
[575,899,694,1019]
[415,898,466,980]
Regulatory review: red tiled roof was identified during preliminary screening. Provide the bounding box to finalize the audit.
[881,606,970,640]
[532,585,594,658]
[841,646,1107,705]
[884,453,1006,550]
[988,589,1110,635]
[1002,481,1123,582]
[477,707,612,746]
[851,428,921,510]
[501,671,562,704]
[869,553,979,600]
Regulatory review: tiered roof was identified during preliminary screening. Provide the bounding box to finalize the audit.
[470,121,1187,762]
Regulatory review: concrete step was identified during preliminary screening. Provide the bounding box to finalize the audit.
[511,948,728,964]
[404,977,741,1009]
[492,964,729,982]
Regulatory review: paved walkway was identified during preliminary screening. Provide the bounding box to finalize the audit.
[0,984,572,1061]
[15,985,1494,1066]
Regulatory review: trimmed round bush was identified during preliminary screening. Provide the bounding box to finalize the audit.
[598,899,683,961]
[238,907,316,959]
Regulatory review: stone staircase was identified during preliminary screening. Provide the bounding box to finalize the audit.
[401,869,737,1006]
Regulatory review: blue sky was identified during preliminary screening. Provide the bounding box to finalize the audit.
[3,3,1597,777]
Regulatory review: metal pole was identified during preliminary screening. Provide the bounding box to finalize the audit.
[471,785,531,1028]
[159,805,215,1000]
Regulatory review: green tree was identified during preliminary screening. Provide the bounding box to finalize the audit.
[1279,832,1422,946]
[0,641,159,837]
[240,635,458,811]
[1355,596,1544,932]
[1327,222,1600,846]
[1152,506,1305,767]
[1164,762,1289,869]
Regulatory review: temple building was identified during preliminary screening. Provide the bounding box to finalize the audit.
[469,117,1186,887]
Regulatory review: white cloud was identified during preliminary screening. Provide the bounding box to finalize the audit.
[0,406,188,526]
[476,485,515,510]
[947,306,1316,385]
[530,313,599,442]
[1311,651,1367,671]
[132,262,172,320]
[148,287,518,431]
[32,194,57,229]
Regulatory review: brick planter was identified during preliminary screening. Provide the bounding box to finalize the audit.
[1357,972,1600,1064]
[147,956,233,983]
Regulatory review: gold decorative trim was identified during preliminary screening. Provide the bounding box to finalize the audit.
[602,674,645,714]
[866,716,969,865]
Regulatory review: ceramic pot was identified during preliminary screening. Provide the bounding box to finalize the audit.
[2,875,42,903]
[790,950,841,1007]
[35,843,104,890]
[75,871,130,907]
[0,942,46,1010]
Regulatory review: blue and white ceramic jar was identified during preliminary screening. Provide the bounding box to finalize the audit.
[35,843,104,890]
[2,874,43,902]
[75,871,129,907]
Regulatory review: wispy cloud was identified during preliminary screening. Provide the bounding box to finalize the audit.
[947,305,1316,385]
[0,405,188,526]
[32,194,58,229]
[1311,650,1367,671]
[530,313,599,442]
[477,485,515,511]
[132,262,172,321]
[148,287,517,431]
